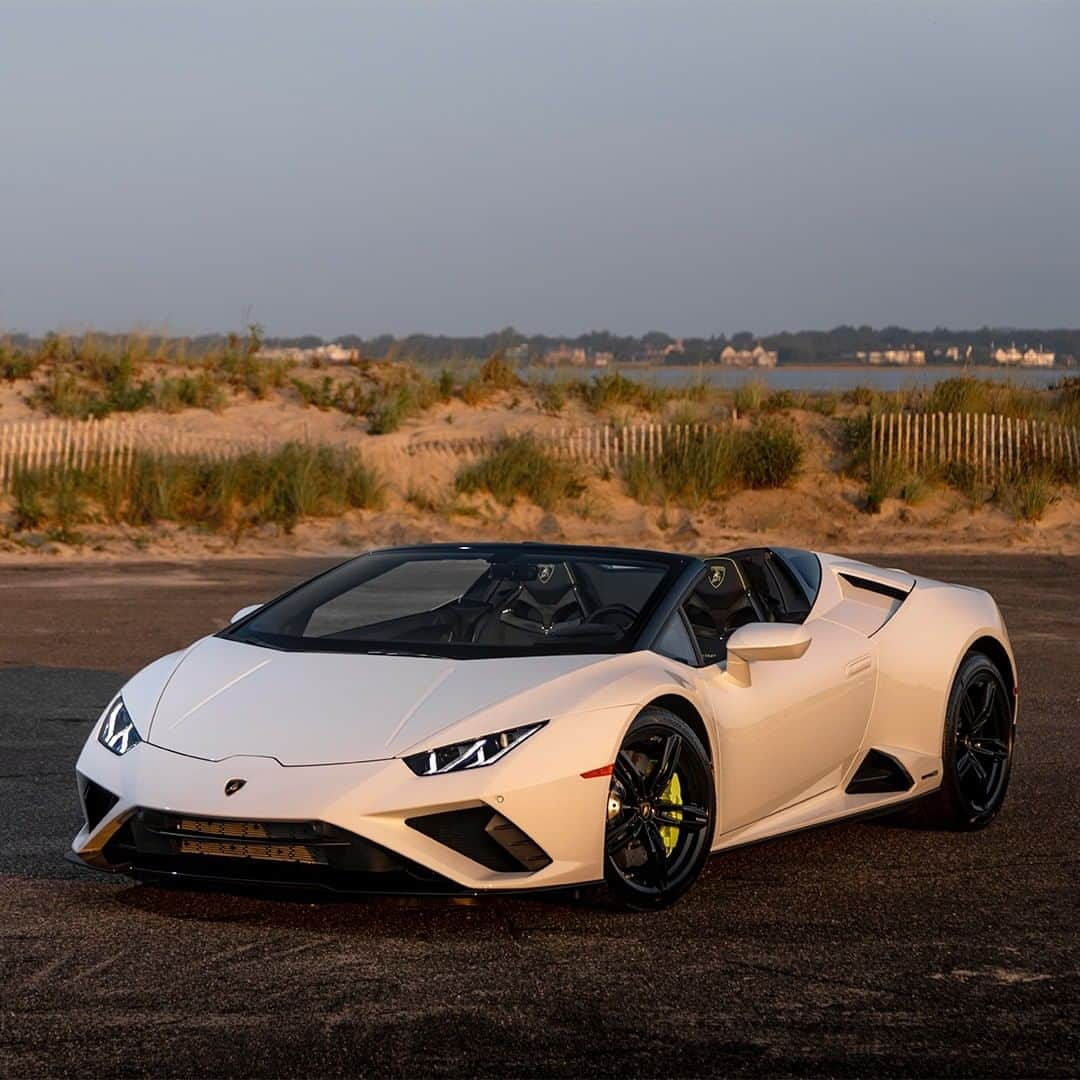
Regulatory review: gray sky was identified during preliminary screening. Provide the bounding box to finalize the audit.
[2,0,1078,338]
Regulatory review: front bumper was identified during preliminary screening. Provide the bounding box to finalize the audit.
[71,706,631,894]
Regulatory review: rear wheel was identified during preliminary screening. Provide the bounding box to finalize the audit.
[921,652,1014,829]
[604,708,715,910]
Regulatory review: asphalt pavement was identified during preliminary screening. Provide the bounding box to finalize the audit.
[0,553,1076,1077]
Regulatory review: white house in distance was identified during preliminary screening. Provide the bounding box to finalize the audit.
[992,343,1055,367]
[855,347,926,365]
[257,343,359,364]
[719,344,778,367]
[543,345,588,367]
[941,345,973,362]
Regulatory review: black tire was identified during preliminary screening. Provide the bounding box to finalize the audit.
[920,651,1014,830]
[603,708,716,910]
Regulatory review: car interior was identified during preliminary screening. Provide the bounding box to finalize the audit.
[297,557,670,650]
[236,547,818,659]
[661,548,817,666]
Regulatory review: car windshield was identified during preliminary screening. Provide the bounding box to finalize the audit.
[224,546,683,658]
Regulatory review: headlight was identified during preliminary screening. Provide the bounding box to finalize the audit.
[403,722,545,776]
[97,698,142,756]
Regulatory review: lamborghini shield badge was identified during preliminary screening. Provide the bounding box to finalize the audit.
[708,564,726,589]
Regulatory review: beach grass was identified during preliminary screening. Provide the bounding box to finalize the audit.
[4,442,384,538]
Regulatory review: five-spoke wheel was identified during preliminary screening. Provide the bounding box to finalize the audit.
[922,651,1014,829]
[604,708,715,909]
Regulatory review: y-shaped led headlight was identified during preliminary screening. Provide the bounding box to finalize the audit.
[97,697,142,756]
[403,722,546,776]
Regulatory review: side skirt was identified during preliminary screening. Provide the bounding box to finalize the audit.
[709,787,937,857]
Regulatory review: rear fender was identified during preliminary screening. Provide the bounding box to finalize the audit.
[864,577,1014,759]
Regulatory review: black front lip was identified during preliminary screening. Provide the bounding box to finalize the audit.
[65,850,599,899]
[68,807,579,898]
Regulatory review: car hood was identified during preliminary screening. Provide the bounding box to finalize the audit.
[144,636,611,766]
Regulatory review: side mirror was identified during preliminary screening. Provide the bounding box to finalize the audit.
[229,604,262,625]
[725,622,812,687]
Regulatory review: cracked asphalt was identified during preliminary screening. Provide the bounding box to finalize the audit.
[0,553,1076,1077]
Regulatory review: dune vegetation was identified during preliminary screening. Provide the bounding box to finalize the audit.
[1,332,1078,550]
[8,443,384,543]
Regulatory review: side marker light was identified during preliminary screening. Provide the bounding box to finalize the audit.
[581,764,614,779]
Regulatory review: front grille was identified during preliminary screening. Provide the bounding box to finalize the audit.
[173,817,322,843]
[100,809,460,894]
[178,838,320,863]
[178,818,272,839]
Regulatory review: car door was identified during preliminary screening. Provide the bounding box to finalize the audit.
[685,561,876,833]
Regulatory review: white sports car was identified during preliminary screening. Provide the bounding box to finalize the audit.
[71,543,1017,909]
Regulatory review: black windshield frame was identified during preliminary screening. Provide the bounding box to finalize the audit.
[220,543,695,659]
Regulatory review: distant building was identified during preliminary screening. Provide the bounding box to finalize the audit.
[544,345,587,367]
[992,343,1054,367]
[504,343,529,363]
[258,343,359,364]
[639,340,684,362]
[940,345,972,362]
[855,347,926,366]
[592,351,613,368]
[719,344,778,368]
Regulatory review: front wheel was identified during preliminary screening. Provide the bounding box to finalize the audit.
[604,708,715,910]
[920,652,1015,829]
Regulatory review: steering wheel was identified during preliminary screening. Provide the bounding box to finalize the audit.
[586,603,639,629]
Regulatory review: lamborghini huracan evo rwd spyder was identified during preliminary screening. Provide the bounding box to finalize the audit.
[70,543,1017,909]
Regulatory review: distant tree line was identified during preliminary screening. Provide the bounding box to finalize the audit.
[5,325,1078,365]
[278,325,1080,365]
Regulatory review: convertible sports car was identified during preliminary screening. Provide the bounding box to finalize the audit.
[71,543,1017,909]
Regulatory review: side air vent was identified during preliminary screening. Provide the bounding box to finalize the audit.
[837,572,910,602]
[826,570,914,636]
[406,806,552,872]
[845,749,914,794]
[77,773,119,833]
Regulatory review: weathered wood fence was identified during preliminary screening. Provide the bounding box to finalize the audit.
[872,411,1079,480]
[3,413,1076,491]
[0,417,277,489]
[406,423,727,465]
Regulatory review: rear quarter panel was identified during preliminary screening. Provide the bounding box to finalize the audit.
[865,575,1015,758]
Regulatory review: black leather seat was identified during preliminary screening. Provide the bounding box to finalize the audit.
[470,564,586,644]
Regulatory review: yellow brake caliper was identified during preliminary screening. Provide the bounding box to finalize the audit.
[657,772,682,855]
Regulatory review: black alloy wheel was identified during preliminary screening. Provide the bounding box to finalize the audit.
[922,652,1015,829]
[604,708,715,910]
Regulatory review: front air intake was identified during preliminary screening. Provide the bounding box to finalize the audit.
[77,774,119,833]
[406,806,552,872]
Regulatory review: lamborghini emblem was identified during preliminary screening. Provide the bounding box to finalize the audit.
[708,565,726,589]
[224,778,247,796]
[537,564,555,584]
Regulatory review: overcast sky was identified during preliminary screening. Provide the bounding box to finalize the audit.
[1,0,1078,338]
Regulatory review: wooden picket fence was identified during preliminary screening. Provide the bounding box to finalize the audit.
[872,411,1079,480]
[0,416,278,490]
[4,412,1075,492]
[406,422,727,465]
[0,418,731,488]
